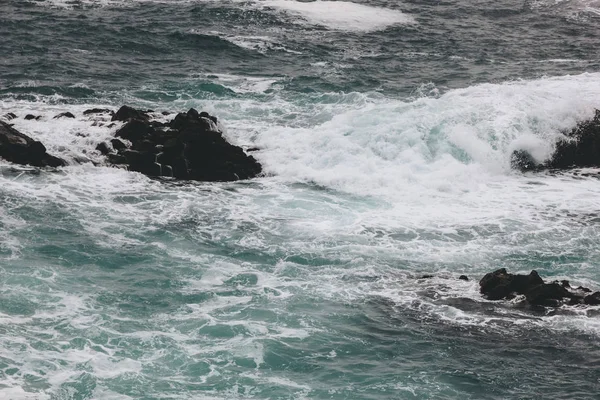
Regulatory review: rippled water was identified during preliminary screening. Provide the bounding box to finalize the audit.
[1,0,600,399]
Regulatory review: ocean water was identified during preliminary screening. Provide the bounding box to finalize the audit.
[1,0,600,399]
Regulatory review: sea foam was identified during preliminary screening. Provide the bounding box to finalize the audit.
[259,0,415,32]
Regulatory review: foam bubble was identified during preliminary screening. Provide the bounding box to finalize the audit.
[259,0,415,32]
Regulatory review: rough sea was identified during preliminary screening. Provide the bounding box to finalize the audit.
[1,0,600,399]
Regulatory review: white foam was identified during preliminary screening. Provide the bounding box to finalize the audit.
[259,0,415,32]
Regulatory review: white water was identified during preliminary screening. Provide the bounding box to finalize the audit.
[2,73,600,337]
[258,0,415,32]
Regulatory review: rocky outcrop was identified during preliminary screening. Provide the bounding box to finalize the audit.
[511,110,600,172]
[0,121,66,168]
[0,105,262,181]
[480,268,600,307]
[99,106,262,182]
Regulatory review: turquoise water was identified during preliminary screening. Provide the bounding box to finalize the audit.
[2,1,600,399]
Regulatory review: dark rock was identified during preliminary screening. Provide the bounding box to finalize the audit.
[54,112,75,119]
[110,138,127,151]
[24,114,38,120]
[419,274,435,279]
[0,121,66,168]
[3,113,17,121]
[111,105,149,122]
[102,106,261,182]
[458,275,469,281]
[510,150,540,172]
[584,291,600,305]
[83,108,114,116]
[161,111,171,116]
[107,153,127,165]
[115,119,154,142]
[576,286,592,293]
[525,283,571,307]
[96,142,111,155]
[479,268,598,308]
[520,109,600,171]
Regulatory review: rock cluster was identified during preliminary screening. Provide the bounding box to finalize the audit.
[0,106,262,182]
[97,106,262,181]
[479,268,600,307]
[0,120,66,168]
[511,109,600,172]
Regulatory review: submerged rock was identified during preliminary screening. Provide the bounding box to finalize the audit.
[0,121,66,168]
[105,106,262,182]
[479,268,597,307]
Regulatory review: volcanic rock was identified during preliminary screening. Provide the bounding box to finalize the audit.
[54,112,75,119]
[0,121,66,168]
[479,268,597,307]
[104,106,261,181]
[111,105,149,122]
[511,109,600,172]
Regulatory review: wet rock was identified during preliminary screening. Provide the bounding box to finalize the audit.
[24,114,40,120]
[104,105,261,182]
[584,292,600,305]
[480,268,596,308]
[115,119,154,142]
[513,110,600,172]
[96,142,111,155]
[0,121,66,168]
[54,112,75,119]
[83,108,114,116]
[459,275,469,281]
[111,105,149,122]
[3,113,17,121]
[510,150,540,172]
[110,138,127,151]
[525,283,572,307]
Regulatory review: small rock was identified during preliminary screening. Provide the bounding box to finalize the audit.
[83,108,114,115]
[459,275,469,281]
[3,113,17,121]
[24,114,38,120]
[95,142,111,155]
[54,112,75,119]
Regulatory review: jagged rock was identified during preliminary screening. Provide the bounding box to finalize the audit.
[104,106,261,181]
[110,138,127,151]
[54,112,75,119]
[525,283,572,307]
[0,121,66,168]
[479,268,596,308]
[546,110,600,169]
[111,105,149,122]
[3,113,17,121]
[115,119,154,142]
